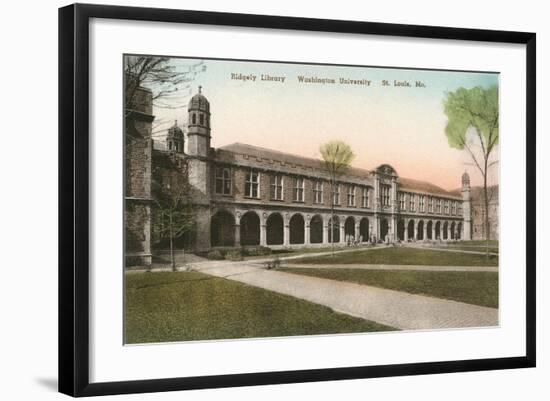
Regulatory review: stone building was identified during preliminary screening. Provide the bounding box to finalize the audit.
[126,87,476,267]
[125,84,154,266]
[470,185,499,241]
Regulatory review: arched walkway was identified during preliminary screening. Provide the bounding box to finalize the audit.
[328,216,340,243]
[240,211,260,246]
[442,221,449,240]
[266,213,284,245]
[397,219,405,241]
[457,222,462,240]
[435,221,441,240]
[417,220,424,240]
[359,217,369,242]
[289,214,305,244]
[380,218,389,242]
[211,210,235,247]
[310,215,323,244]
[344,216,355,239]
[426,221,433,240]
[407,220,415,240]
[450,221,456,240]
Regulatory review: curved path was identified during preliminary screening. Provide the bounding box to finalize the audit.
[191,260,499,331]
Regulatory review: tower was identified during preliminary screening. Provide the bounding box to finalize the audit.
[186,87,212,251]
[166,120,184,153]
[187,86,211,157]
[461,171,472,240]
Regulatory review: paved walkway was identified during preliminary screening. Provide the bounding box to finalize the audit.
[278,263,498,273]
[191,261,499,331]
[406,244,498,256]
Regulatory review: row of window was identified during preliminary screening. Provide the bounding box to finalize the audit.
[398,192,462,216]
[215,167,371,207]
[216,167,462,215]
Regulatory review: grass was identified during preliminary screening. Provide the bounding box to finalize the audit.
[125,271,395,344]
[283,268,499,308]
[431,245,499,254]
[293,246,498,267]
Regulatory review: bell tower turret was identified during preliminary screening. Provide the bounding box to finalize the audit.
[187,86,211,157]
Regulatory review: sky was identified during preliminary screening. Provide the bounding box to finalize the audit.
[147,56,499,191]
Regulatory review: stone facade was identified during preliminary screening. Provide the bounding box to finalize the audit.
[471,185,499,241]
[126,87,478,267]
[125,85,154,266]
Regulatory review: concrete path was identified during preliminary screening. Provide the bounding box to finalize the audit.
[278,263,498,273]
[191,261,499,331]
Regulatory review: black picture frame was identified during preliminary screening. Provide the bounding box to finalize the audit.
[58,3,536,397]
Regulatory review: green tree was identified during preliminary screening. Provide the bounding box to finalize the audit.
[152,157,196,271]
[443,85,499,256]
[320,140,355,256]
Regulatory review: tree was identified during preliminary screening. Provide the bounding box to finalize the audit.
[443,85,499,257]
[320,140,355,256]
[124,56,206,139]
[151,156,196,271]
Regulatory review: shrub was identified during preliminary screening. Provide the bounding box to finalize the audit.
[206,250,224,260]
[244,246,272,257]
[224,249,244,261]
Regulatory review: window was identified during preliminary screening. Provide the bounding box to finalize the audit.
[347,185,356,207]
[313,180,324,204]
[381,185,391,206]
[245,170,259,198]
[333,183,341,205]
[409,194,415,211]
[362,187,370,208]
[444,200,449,214]
[436,198,441,213]
[451,201,456,215]
[215,167,231,195]
[199,114,204,125]
[419,195,425,212]
[399,192,405,211]
[293,177,304,202]
[270,174,283,200]
[192,113,196,124]
[428,196,434,213]
[458,203,463,215]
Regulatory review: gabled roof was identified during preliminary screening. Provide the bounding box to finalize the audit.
[216,142,462,199]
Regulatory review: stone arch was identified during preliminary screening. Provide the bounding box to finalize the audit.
[344,216,355,237]
[310,214,323,244]
[457,222,462,240]
[240,211,260,246]
[210,210,235,247]
[380,218,389,241]
[328,216,340,243]
[397,219,405,241]
[426,220,433,240]
[407,220,415,240]
[359,217,369,242]
[266,212,284,245]
[435,221,441,240]
[442,221,449,240]
[289,213,305,245]
[450,221,456,240]
[417,220,424,240]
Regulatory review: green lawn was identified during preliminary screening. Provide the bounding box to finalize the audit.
[125,271,395,344]
[293,247,498,267]
[431,245,499,254]
[284,268,499,308]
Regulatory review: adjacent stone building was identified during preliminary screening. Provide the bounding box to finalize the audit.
[126,87,484,267]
